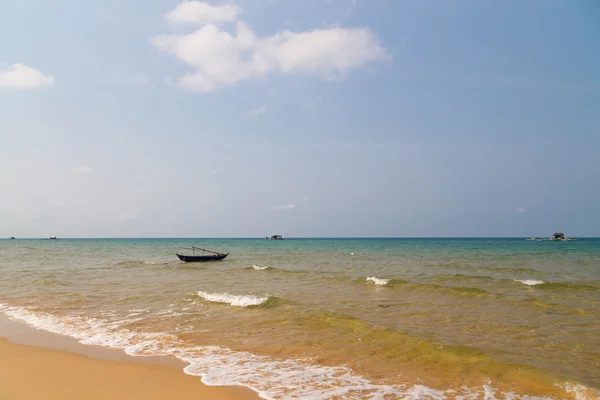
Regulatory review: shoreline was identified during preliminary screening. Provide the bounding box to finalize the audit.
[1,311,598,399]
[0,316,259,400]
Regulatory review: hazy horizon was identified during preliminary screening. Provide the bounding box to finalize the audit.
[3,235,596,240]
[2,1,599,238]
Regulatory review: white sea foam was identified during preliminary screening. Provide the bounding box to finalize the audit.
[366,276,390,286]
[559,381,600,400]
[252,264,270,270]
[514,279,546,286]
[0,303,567,400]
[181,347,433,399]
[197,291,269,307]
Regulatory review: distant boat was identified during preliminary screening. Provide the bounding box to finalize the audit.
[10,236,15,240]
[49,236,57,240]
[528,233,577,242]
[540,233,575,241]
[176,246,229,262]
[266,235,285,240]
[549,232,577,241]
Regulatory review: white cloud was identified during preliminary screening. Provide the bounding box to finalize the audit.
[73,166,91,175]
[151,2,389,92]
[0,63,55,90]
[248,105,267,116]
[270,204,296,210]
[132,74,153,87]
[517,208,526,213]
[166,2,240,25]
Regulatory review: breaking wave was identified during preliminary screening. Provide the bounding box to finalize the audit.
[197,291,270,307]
[250,265,273,271]
[514,279,546,286]
[513,280,599,291]
[366,276,390,286]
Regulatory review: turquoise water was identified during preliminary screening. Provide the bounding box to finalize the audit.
[1,238,599,399]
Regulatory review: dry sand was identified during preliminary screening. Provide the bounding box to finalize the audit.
[0,318,259,400]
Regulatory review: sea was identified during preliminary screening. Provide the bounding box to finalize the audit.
[0,238,598,399]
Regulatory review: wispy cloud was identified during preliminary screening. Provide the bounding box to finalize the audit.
[0,63,55,90]
[302,196,310,201]
[73,166,91,175]
[270,204,296,210]
[517,208,526,213]
[248,105,267,116]
[211,168,219,174]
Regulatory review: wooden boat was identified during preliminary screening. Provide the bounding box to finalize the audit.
[176,247,229,262]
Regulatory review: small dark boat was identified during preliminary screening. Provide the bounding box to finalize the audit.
[176,247,229,262]
[10,236,15,240]
[266,235,284,240]
[177,253,229,262]
[541,232,575,241]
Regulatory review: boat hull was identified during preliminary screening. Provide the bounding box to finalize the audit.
[176,253,228,262]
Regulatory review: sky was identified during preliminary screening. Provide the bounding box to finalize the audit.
[1,0,599,238]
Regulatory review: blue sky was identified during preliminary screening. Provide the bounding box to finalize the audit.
[1,0,599,238]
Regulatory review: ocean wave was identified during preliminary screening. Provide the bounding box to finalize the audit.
[115,260,170,268]
[538,282,600,291]
[514,279,546,286]
[513,280,599,291]
[366,276,390,286]
[197,291,269,307]
[182,347,441,399]
[439,263,541,274]
[443,273,490,279]
[360,277,495,296]
[406,282,495,297]
[250,264,273,271]
[0,303,590,400]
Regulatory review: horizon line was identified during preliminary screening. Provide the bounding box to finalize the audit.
[2,236,595,240]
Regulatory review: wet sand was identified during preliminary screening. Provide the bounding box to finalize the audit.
[0,317,259,400]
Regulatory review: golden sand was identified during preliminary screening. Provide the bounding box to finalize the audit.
[0,337,259,400]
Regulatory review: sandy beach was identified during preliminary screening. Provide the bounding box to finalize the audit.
[0,317,258,400]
